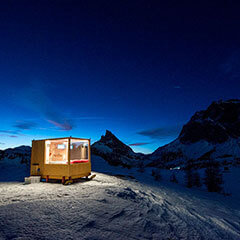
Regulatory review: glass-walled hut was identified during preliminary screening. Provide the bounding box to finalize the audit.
[30,137,91,183]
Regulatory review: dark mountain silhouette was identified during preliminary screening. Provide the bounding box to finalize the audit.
[91,130,145,168]
[150,99,240,168]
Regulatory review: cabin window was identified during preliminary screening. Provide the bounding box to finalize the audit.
[45,139,68,164]
[57,144,66,149]
[70,139,89,164]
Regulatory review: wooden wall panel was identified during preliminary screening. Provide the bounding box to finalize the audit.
[43,164,69,177]
[30,140,45,176]
[69,163,91,177]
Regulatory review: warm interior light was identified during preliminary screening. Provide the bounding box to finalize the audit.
[45,139,68,164]
[45,138,89,165]
[70,139,89,164]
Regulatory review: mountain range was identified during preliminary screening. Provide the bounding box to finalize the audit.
[1,99,240,170]
[93,99,240,169]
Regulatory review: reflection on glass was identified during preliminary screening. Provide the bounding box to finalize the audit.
[70,139,89,164]
[45,139,68,164]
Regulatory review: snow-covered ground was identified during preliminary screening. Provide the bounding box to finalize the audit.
[92,155,240,199]
[0,155,240,239]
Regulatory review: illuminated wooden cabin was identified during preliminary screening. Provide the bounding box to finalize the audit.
[30,137,91,183]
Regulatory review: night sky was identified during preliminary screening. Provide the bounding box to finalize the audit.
[1,1,240,153]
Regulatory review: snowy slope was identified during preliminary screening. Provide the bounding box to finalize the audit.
[91,154,240,198]
[0,170,240,240]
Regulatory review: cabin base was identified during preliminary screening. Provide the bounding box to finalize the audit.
[64,174,96,185]
[41,172,92,184]
[85,174,96,181]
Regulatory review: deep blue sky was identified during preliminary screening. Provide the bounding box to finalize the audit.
[0,1,240,153]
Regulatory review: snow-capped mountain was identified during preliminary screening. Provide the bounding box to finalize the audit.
[149,99,240,168]
[91,130,145,168]
[0,145,31,165]
[0,145,31,181]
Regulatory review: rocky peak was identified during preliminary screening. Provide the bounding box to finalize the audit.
[179,99,240,144]
[100,130,120,144]
[92,130,144,168]
[104,130,116,139]
[99,130,133,153]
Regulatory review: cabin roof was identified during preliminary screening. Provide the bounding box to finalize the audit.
[32,137,90,142]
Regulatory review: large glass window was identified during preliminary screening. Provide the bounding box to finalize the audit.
[70,139,89,164]
[45,139,68,164]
